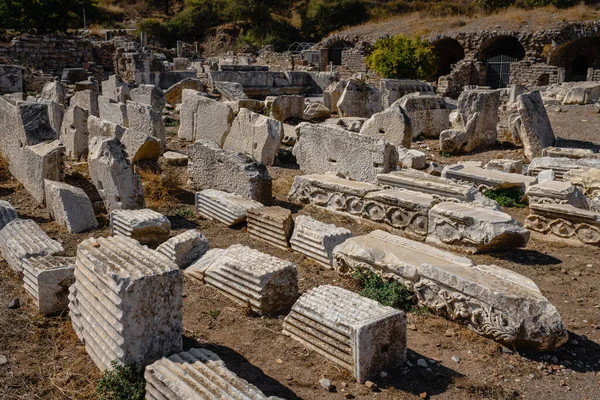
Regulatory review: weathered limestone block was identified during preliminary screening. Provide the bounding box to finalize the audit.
[22,256,75,315]
[145,348,280,400]
[293,124,398,183]
[178,90,233,145]
[165,78,206,105]
[398,148,426,170]
[88,137,145,212]
[542,147,600,160]
[526,181,590,209]
[129,84,166,112]
[359,100,412,148]
[562,82,600,105]
[442,164,536,192]
[323,117,366,132]
[45,180,98,233]
[323,80,346,113]
[21,140,65,203]
[70,89,99,117]
[288,174,379,206]
[380,78,434,108]
[75,79,99,94]
[120,128,162,163]
[333,230,567,351]
[302,102,331,121]
[156,230,209,268]
[223,109,283,165]
[517,91,555,161]
[60,106,89,160]
[101,74,130,103]
[528,157,600,181]
[185,248,226,283]
[201,244,298,315]
[564,167,600,197]
[111,209,171,246]
[247,206,293,250]
[40,100,65,135]
[283,285,406,382]
[0,65,24,93]
[290,215,352,268]
[98,95,128,126]
[126,101,166,150]
[337,79,382,118]
[270,95,305,122]
[0,219,64,272]
[41,79,65,105]
[526,203,600,246]
[397,94,450,138]
[508,113,522,145]
[69,236,182,371]
[213,81,247,101]
[378,170,479,202]
[195,189,263,226]
[427,202,530,253]
[439,90,500,153]
[225,98,265,114]
[485,159,523,174]
[187,140,273,204]
[87,115,126,139]
[162,151,188,166]
[0,200,18,230]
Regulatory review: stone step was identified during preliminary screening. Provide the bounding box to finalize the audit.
[283,285,406,383]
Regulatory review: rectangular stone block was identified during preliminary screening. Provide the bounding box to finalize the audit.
[196,189,263,226]
[177,90,233,145]
[542,147,600,160]
[525,203,600,247]
[526,181,590,209]
[283,285,406,383]
[145,348,279,400]
[22,256,75,315]
[0,65,24,92]
[110,208,171,246]
[247,206,293,250]
[202,244,298,315]
[45,180,98,233]
[377,170,478,202]
[290,215,352,268]
[69,236,183,371]
[0,219,64,272]
[442,163,536,191]
[528,157,600,181]
[332,230,567,351]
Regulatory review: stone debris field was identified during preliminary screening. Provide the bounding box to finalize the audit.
[2,40,600,400]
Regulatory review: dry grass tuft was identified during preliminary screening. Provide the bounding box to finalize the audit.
[0,153,10,182]
[138,168,178,209]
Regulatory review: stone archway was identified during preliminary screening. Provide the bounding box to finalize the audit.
[431,37,465,80]
[478,36,525,88]
[548,37,600,82]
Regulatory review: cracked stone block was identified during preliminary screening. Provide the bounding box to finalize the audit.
[564,167,600,198]
[397,94,450,138]
[377,170,479,202]
[247,206,293,250]
[270,95,305,122]
[178,89,233,145]
[528,157,600,181]
[359,100,412,148]
[283,285,406,382]
[70,89,99,117]
[442,163,536,192]
[337,79,382,118]
[333,230,567,351]
[525,203,600,247]
[69,236,182,371]
[0,200,18,231]
[185,248,227,283]
[101,75,130,103]
[517,91,555,161]
[485,159,523,174]
[22,256,75,315]
[110,208,171,246]
[157,230,209,268]
[129,84,166,112]
[195,189,263,226]
[98,95,127,126]
[290,215,352,268]
[126,101,165,150]
[526,181,590,209]
[60,106,89,160]
[45,180,98,233]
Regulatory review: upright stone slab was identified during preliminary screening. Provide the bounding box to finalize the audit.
[442,163,536,191]
[129,84,166,112]
[283,285,406,382]
[40,100,65,135]
[0,219,64,272]
[270,95,305,122]
[525,203,600,247]
[323,80,346,113]
[397,94,450,138]
[87,115,126,139]
[69,236,182,371]
[223,109,283,165]
[202,244,298,315]
[333,230,567,351]
[156,230,209,268]
[45,180,98,233]
[41,79,66,105]
[195,189,263,226]
[0,65,24,93]
[88,137,145,212]
[293,124,398,183]
[60,106,89,160]
[98,96,128,126]
[126,101,166,150]
[120,128,162,163]
[0,200,18,230]
[70,89,99,117]
[359,100,412,148]
[101,74,130,103]
[22,256,75,315]
[337,79,382,118]
[178,90,233,145]
[110,209,171,246]
[517,91,555,161]
[526,181,590,209]
[21,140,65,203]
[247,206,293,250]
[187,140,272,204]
[427,202,530,253]
[290,215,352,268]
[145,348,281,399]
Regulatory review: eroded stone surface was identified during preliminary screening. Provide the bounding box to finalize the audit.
[517,91,555,161]
[45,180,98,233]
[337,79,382,118]
[442,163,536,191]
[195,189,263,226]
[178,89,233,145]
[247,206,293,249]
[157,230,209,268]
[360,100,412,148]
[22,256,75,315]
[111,208,171,246]
[526,181,590,209]
[0,200,18,231]
[290,215,352,268]
[398,94,450,138]
[525,203,600,247]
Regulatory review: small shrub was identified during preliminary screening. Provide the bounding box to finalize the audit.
[439,151,452,157]
[175,208,194,218]
[352,268,413,310]
[0,153,10,181]
[96,360,145,400]
[366,35,438,80]
[475,0,515,11]
[137,169,176,208]
[483,187,527,208]
[208,309,221,319]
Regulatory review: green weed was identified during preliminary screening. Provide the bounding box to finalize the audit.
[483,187,527,208]
[352,268,413,310]
[96,360,145,400]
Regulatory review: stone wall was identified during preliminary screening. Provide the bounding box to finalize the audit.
[510,61,560,87]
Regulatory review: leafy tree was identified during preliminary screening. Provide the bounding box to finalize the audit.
[366,35,438,80]
[0,0,97,33]
[300,0,368,41]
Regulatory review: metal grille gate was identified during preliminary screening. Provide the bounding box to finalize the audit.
[486,54,517,89]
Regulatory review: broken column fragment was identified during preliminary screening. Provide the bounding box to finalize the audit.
[69,236,182,371]
[290,215,352,268]
[110,208,171,246]
[195,189,263,226]
[156,230,209,268]
[247,206,293,250]
[283,285,406,382]
[332,230,567,351]
[44,180,98,233]
[22,256,75,315]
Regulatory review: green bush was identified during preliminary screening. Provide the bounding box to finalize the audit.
[301,0,368,40]
[517,0,578,8]
[352,268,413,310]
[483,187,527,208]
[475,0,515,11]
[0,0,97,33]
[97,361,145,400]
[366,35,438,80]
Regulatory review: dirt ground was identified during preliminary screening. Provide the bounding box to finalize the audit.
[2,105,600,400]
